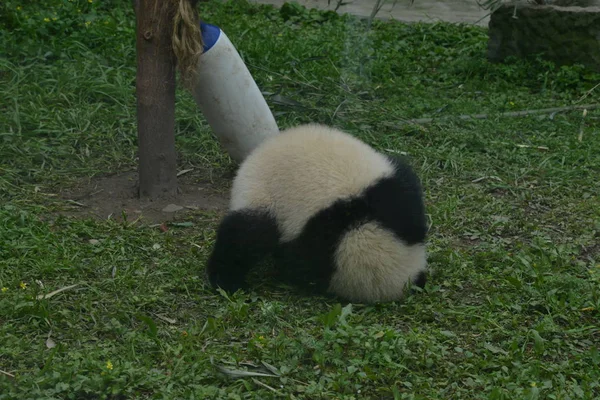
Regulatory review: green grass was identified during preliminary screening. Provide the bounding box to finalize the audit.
[1,0,599,398]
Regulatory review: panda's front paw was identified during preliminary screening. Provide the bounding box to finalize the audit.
[411,270,427,290]
[208,270,247,294]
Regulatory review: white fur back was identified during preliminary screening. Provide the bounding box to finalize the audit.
[230,124,394,242]
[330,222,427,303]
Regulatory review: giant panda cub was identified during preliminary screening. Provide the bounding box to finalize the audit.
[206,123,428,303]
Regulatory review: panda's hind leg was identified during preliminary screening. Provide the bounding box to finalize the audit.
[206,209,279,293]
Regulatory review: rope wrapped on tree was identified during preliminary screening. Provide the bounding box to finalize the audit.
[172,0,204,89]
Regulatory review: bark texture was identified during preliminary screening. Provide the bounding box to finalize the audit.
[136,0,178,199]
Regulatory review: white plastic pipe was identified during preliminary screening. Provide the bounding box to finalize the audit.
[192,22,279,163]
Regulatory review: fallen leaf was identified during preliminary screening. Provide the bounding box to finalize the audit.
[261,361,281,376]
[177,168,194,177]
[215,365,279,379]
[170,222,194,228]
[156,314,177,324]
[36,284,80,300]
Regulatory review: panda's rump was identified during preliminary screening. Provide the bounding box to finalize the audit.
[230,124,395,242]
[326,163,428,303]
[330,221,427,303]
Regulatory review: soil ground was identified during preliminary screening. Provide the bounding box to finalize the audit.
[57,170,231,224]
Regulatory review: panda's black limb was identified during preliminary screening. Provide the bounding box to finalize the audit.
[413,271,427,289]
[206,209,279,293]
[273,195,370,292]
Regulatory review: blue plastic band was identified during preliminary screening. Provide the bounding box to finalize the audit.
[201,22,221,53]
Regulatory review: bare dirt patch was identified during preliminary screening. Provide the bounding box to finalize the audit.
[56,170,231,225]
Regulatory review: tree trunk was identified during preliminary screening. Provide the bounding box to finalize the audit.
[135,0,178,199]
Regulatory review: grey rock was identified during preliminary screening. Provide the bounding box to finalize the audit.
[488,1,600,72]
[162,204,184,213]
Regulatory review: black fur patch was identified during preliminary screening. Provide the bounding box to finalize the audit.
[206,210,279,293]
[413,271,427,288]
[274,195,370,292]
[367,156,428,245]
